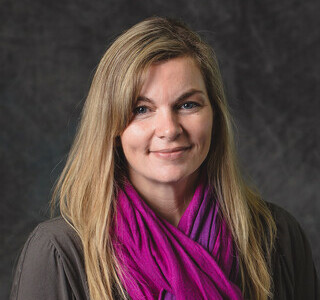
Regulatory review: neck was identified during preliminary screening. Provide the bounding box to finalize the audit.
[128,171,200,227]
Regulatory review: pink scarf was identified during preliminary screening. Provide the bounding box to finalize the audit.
[112,179,243,299]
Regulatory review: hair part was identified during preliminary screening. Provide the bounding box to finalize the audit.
[52,16,276,300]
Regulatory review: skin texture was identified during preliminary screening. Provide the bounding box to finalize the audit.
[120,56,213,226]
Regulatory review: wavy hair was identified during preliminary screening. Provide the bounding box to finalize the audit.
[52,17,276,299]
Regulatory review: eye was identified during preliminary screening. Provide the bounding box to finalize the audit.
[134,106,149,115]
[180,102,199,109]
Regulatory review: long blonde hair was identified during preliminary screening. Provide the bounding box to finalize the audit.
[52,17,276,299]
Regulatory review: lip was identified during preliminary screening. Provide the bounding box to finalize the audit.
[150,146,191,159]
[151,146,191,153]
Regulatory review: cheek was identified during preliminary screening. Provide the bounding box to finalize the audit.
[120,124,150,156]
[199,127,213,154]
[191,115,213,146]
[195,125,213,162]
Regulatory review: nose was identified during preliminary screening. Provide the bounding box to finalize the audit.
[155,110,182,141]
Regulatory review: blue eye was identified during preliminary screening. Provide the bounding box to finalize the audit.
[181,102,198,109]
[134,106,148,114]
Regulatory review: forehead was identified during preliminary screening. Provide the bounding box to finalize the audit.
[139,56,207,99]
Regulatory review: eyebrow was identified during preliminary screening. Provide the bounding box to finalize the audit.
[136,89,206,104]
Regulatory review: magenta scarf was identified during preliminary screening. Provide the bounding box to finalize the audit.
[112,179,243,300]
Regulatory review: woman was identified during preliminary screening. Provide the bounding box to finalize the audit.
[11,17,319,300]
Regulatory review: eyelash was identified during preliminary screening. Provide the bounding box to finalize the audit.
[133,101,200,115]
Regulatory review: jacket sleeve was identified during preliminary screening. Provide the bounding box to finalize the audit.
[10,225,74,300]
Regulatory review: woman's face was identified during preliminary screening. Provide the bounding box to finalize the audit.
[120,56,213,186]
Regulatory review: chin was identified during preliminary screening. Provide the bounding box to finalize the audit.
[151,169,193,184]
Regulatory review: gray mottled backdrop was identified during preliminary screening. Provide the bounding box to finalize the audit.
[1,0,319,298]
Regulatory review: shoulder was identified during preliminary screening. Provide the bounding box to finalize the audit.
[11,217,89,300]
[19,216,84,266]
[266,201,311,261]
[32,216,78,238]
[265,202,319,298]
[266,202,303,242]
[266,201,298,226]
[28,216,82,254]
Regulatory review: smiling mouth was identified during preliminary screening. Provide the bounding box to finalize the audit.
[150,146,191,159]
[151,146,191,153]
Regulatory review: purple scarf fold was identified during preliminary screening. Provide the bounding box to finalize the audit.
[112,179,243,300]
